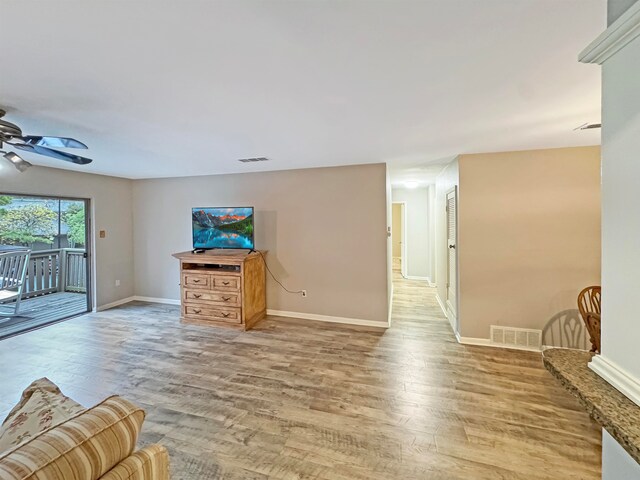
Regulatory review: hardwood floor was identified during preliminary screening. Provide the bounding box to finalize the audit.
[0,273,601,479]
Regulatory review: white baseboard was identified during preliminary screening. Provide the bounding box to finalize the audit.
[267,309,389,328]
[435,293,457,333]
[96,295,179,311]
[405,275,436,287]
[97,296,388,328]
[388,283,394,326]
[133,296,181,305]
[589,355,640,408]
[95,296,136,312]
[435,293,446,316]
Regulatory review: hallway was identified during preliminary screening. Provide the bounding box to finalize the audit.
[388,268,601,478]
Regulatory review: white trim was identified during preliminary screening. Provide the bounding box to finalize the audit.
[95,296,136,312]
[96,296,389,328]
[388,283,394,326]
[404,275,435,287]
[435,292,457,333]
[132,296,181,305]
[435,292,447,316]
[579,0,640,64]
[96,295,180,311]
[455,331,491,347]
[455,333,541,352]
[401,202,407,278]
[589,355,640,408]
[267,309,389,328]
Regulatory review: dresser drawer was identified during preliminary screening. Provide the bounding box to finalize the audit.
[184,289,240,306]
[182,273,210,289]
[183,305,241,323]
[212,275,240,290]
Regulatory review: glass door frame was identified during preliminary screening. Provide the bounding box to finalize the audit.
[0,191,93,317]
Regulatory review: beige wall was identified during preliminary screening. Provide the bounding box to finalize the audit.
[132,163,389,324]
[391,203,402,258]
[457,146,601,339]
[0,164,134,308]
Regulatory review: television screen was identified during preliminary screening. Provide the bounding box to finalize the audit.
[192,207,254,249]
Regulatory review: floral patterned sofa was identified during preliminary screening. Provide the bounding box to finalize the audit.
[0,378,170,480]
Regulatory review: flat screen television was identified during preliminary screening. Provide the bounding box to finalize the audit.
[192,207,254,250]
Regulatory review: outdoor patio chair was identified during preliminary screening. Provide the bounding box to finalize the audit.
[0,249,31,317]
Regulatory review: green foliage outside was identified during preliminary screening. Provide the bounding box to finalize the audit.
[0,204,57,246]
[0,195,10,218]
[64,204,86,247]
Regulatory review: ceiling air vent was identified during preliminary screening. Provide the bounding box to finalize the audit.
[238,157,269,163]
[575,123,601,130]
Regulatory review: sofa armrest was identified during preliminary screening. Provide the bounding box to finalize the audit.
[100,444,170,480]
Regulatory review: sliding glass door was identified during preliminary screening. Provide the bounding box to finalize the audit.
[0,194,91,338]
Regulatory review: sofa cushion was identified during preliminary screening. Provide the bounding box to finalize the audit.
[0,378,85,452]
[100,444,170,480]
[0,395,145,480]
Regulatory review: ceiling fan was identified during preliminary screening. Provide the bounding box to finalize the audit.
[0,109,93,172]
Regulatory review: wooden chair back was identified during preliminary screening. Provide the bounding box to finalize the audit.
[0,249,31,316]
[577,286,601,353]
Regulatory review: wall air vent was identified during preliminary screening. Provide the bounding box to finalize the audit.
[238,157,269,163]
[490,325,541,351]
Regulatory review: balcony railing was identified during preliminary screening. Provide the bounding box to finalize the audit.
[22,248,87,298]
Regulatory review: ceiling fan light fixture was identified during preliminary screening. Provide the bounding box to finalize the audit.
[3,151,32,172]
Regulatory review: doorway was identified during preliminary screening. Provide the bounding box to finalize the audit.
[445,188,457,326]
[0,193,91,338]
[392,202,407,278]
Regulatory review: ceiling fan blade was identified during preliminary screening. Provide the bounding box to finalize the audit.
[11,143,93,165]
[20,135,88,149]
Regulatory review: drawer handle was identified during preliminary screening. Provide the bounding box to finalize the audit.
[222,312,231,318]
[222,296,231,302]
[193,293,202,299]
[222,281,230,286]
[193,279,201,283]
[193,308,201,314]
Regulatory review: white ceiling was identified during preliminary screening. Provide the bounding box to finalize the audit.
[0,0,604,180]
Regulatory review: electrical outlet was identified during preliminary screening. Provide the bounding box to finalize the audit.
[115,279,120,287]
[301,290,307,297]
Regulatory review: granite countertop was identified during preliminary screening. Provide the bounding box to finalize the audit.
[543,348,640,464]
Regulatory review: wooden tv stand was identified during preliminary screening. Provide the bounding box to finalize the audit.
[172,250,266,330]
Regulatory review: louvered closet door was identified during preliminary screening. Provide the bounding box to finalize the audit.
[446,189,457,315]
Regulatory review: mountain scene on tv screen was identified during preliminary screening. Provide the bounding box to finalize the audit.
[192,207,254,249]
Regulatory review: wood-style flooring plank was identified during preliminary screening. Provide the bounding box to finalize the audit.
[0,269,601,479]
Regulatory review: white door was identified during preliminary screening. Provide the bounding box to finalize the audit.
[446,189,457,318]
[391,202,407,277]
[400,203,407,278]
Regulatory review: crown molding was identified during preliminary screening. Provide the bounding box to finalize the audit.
[580,1,640,64]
